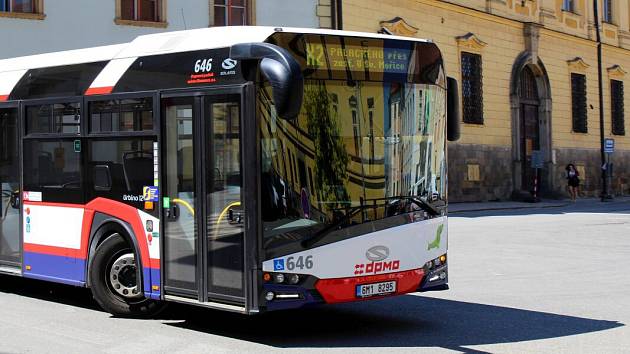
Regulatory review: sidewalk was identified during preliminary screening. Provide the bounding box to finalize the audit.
[448,199,568,213]
[449,196,630,213]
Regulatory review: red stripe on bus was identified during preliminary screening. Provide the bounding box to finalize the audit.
[24,243,86,259]
[85,86,114,95]
[314,268,424,304]
[81,208,95,255]
[23,243,160,268]
[24,201,83,208]
[85,198,157,269]
[24,198,159,270]
[0,95,9,101]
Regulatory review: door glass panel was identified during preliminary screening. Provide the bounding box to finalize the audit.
[206,96,244,298]
[0,108,20,265]
[163,98,198,292]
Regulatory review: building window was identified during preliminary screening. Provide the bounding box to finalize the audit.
[0,0,39,13]
[562,0,575,12]
[120,0,162,22]
[214,0,248,26]
[603,0,613,23]
[611,80,625,135]
[461,52,484,124]
[571,73,588,133]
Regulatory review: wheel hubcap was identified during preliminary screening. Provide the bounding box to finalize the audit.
[109,253,142,299]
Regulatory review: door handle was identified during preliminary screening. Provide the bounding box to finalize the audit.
[166,204,180,221]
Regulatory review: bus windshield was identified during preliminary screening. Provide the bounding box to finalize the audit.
[259,79,446,254]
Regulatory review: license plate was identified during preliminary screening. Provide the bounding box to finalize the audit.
[355,281,397,298]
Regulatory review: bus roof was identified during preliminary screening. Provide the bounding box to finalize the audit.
[0,26,432,74]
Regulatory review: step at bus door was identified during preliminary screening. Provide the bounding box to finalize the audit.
[161,87,248,310]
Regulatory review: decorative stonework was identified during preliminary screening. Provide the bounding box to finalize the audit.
[455,32,488,52]
[379,17,418,37]
[607,65,627,78]
[316,0,334,29]
[567,57,590,72]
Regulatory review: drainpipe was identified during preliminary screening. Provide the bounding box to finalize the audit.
[593,0,609,201]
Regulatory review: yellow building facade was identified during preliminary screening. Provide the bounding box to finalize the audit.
[342,0,630,201]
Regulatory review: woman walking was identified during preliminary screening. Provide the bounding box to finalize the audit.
[565,164,580,202]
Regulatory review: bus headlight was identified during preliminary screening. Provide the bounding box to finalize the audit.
[288,274,300,284]
[274,273,285,283]
[265,291,275,301]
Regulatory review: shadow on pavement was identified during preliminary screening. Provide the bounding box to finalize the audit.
[0,275,623,352]
[0,274,100,311]
[164,294,622,352]
[452,199,630,218]
[0,276,624,352]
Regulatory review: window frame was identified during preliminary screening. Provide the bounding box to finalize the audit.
[85,92,159,138]
[570,73,588,134]
[115,0,167,27]
[1,0,37,13]
[602,0,613,24]
[611,79,625,136]
[460,51,484,125]
[562,0,575,13]
[0,0,44,20]
[22,96,83,138]
[213,0,249,26]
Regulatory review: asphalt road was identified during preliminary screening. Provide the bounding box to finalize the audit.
[0,199,629,353]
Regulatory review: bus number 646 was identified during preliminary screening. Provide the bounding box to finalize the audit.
[194,58,213,73]
[286,255,314,270]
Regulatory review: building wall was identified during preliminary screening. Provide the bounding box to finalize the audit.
[342,0,630,201]
[0,0,328,59]
[255,0,319,28]
[0,0,209,59]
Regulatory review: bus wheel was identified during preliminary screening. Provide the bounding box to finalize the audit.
[89,233,164,317]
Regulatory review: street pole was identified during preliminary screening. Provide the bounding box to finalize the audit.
[593,0,608,201]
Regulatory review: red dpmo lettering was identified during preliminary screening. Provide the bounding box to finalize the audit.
[354,260,400,275]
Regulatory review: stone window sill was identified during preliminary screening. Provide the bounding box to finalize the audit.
[0,11,45,20]
[114,18,168,28]
[561,9,580,16]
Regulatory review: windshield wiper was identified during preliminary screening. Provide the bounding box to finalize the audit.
[301,196,441,248]
[397,196,442,216]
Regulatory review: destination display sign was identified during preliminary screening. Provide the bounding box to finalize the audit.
[270,32,444,85]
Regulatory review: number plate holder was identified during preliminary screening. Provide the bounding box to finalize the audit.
[355,280,397,298]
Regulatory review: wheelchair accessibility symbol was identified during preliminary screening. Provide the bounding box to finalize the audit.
[273,259,285,271]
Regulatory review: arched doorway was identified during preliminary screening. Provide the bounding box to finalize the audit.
[510,52,553,199]
[519,66,540,192]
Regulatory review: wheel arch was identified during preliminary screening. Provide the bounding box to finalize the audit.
[85,213,145,289]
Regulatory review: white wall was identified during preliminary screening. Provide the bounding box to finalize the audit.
[255,0,318,28]
[0,0,210,59]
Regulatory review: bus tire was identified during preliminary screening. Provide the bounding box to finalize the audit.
[89,233,164,317]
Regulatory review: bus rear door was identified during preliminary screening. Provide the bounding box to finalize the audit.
[0,104,20,273]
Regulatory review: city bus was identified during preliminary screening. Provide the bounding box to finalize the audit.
[0,26,460,316]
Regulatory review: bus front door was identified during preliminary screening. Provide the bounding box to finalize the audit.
[162,89,247,310]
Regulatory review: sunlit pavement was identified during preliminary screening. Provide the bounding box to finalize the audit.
[0,199,629,353]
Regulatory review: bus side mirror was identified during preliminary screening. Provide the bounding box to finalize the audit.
[447,77,461,142]
[230,43,304,120]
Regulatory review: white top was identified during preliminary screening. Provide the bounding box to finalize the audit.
[0,26,431,74]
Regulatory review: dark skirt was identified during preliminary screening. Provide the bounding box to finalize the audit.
[568,178,580,187]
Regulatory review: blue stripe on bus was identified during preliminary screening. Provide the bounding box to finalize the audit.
[143,267,161,300]
[23,252,86,287]
[23,252,162,300]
